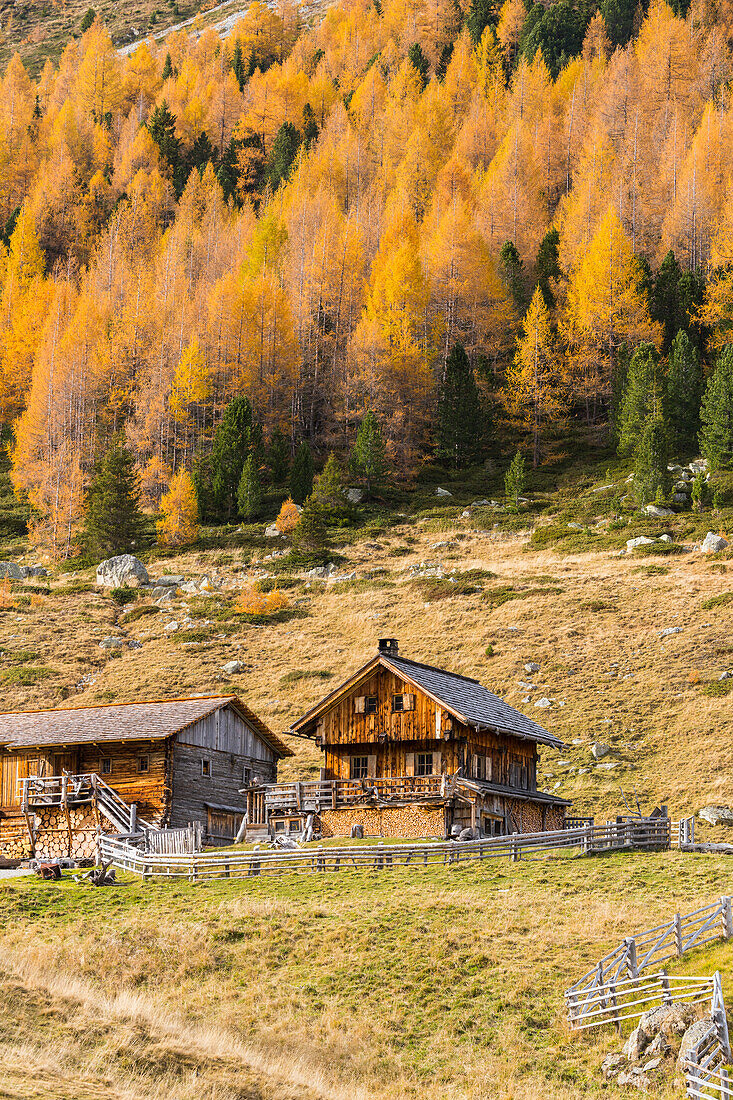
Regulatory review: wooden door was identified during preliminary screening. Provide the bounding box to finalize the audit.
[53,752,75,775]
[1,755,19,807]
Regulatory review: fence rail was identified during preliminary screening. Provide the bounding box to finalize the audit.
[100,815,673,881]
[143,822,203,855]
[684,973,733,1099]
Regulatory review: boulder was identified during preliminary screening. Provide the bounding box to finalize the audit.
[702,532,729,554]
[127,640,143,650]
[659,626,682,638]
[472,499,491,507]
[154,575,183,587]
[164,621,180,632]
[627,536,656,551]
[96,555,149,588]
[524,661,540,673]
[623,1022,652,1062]
[677,1017,714,1071]
[264,523,281,538]
[639,1002,696,1040]
[719,671,733,681]
[306,566,328,578]
[98,636,124,649]
[151,586,177,601]
[435,487,452,497]
[222,660,245,676]
[659,534,673,543]
[617,1068,649,1090]
[645,504,673,517]
[645,1033,671,1059]
[28,566,48,577]
[591,742,611,759]
[698,804,733,826]
[673,493,689,504]
[346,487,363,503]
[534,697,552,708]
[198,574,219,591]
[0,562,22,579]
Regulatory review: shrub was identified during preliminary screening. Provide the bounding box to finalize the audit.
[275,498,300,534]
[703,680,733,697]
[110,586,138,605]
[235,584,289,616]
[0,666,54,684]
[280,669,334,684]
[702,592,733,610]
[120,604,160,624]
[157,469,199,547]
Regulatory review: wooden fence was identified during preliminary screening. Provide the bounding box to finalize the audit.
[143,822,203,855]
[566,895,733,1030]
[99,815,673,881]
[685,973,733,1100]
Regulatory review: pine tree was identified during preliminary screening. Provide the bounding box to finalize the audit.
[610,343,630,446]
[437,344,483,469]
[80,436,146,558]
[311,453,350,525]
[349,410,388,497]
[210,397,260,520]
[292,494,329,556]
[147,101,182,191]
[667,330,703,456]
[504,451,526,512]
[699,347,733,471]
[267,428,290,485]
[651,251,685,354]
[499,241,527,310]
[536,227,561,309]
[507,289,563,468]
[237,454,262,519]
[265,122,301,190]
[290,440,314,503]
[231,41,246,92]
[161,52,173,80]
[157,469,199,547]
[617,343,666,457]
[634,417,671,506]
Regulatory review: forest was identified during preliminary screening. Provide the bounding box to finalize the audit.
[2,0,733,554]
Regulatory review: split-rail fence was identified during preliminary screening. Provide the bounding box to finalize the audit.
[99,814,681,881]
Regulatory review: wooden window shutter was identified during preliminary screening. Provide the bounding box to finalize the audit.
[367,754,377,778]
[471,754,479,779]
[405,752,415,776]
[435,707,442,736]
[354,696,366,713]
[433,751,442,774]
[403,693,415,711]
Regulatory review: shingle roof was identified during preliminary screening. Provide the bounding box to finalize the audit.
[0,696,293,757]
[291,650,562,748]
[382,655,562,747]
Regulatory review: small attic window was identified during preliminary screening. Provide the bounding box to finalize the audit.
[365,696,377,714]
[392,693,405,712]
[201,758,211,778]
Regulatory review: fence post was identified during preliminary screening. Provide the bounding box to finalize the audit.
[713,971,732,1063]
[722,1067,731,1100]
[675,912,684,956]
[511,837,519,862]
[625,937,639,980]
[722,897,733,940]
[660,969,672,1005]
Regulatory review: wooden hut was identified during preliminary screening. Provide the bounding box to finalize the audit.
[256,640,569,839]
[0,695,292,862]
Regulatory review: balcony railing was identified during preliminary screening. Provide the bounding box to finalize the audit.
[261,774,448,814]
[18,774,96,811]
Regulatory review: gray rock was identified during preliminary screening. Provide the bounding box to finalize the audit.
[623,1022,651,1062]
[435,487,452,497]
[264,523,281,538]
[659,534,673,543]
[221,660,245,676]
[698,804,733,826]
[524,662,540,673]
[602,1052,627,1079]
[0,562,22,579]
[305,566,328,578]
[677,1017,714,1071]
[127,640,143,650]
[641,1057,662,1073]
[673,493,688,504]
[96,555,149,588]
[702,532,729,554]
[154,575,183,587]
[627,536,656,551]
[534,697,552,708]
[617,1069,649,1090]
[472,499,491,506]
[346,487,363,503]
[719,671,733,681]
[640,1002,695,1040]
[28,566,47,577]
[331,572,358,583]
[596,761,619,769]
[645,504,674,517]
[659,626,682,637]
[99,636,124,649]
[591,742,611,759]
[644,1033,671,1059]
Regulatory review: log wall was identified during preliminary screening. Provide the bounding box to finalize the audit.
[168,740,275,831]
[78,741,170,825]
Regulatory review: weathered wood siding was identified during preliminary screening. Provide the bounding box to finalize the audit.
[169,707,278,832]
[78,741,169,825]
[321,666,537,787]
[1,750,57,808]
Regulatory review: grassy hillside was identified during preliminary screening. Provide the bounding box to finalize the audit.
[1,851,732,1100]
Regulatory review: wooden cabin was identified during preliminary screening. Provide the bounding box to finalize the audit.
[0,695,292,863]
[257,640,569,840]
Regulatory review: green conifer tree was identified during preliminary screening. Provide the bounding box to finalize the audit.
[634,417,671,506]
[504,451,526,513]
[407,43,430,87]
[666,330,703,456]
[79,436,146,558]
[699,346,733,471]
[267,428,290,485]
[311,453,351,525]
[349,410,388,497]
[147,101,184,194]
[265,122,301,190]
[499,241,527,310]
[617,343,666,457]
[237,454,262,520]
[161,52,173,80]
[437,343,483,469]
[536,227,561,309]
[290,440,314,503]
[231,41,246,92]
[292,495,329,556]
[211,397,260,520]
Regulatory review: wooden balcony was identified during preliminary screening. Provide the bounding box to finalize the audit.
[18,774,96,811]
[259,774,448,815]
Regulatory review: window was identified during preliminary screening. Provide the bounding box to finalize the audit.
[274,819,285,832]
[100,757,111,775]
[365,696,378,714]
[392,693,404,712]
[351,756,369,779]
[288,819,301,833]
[138,756,149,774]
[416,752,434,776]
[242,766,251,786]
[201,758,211,778]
